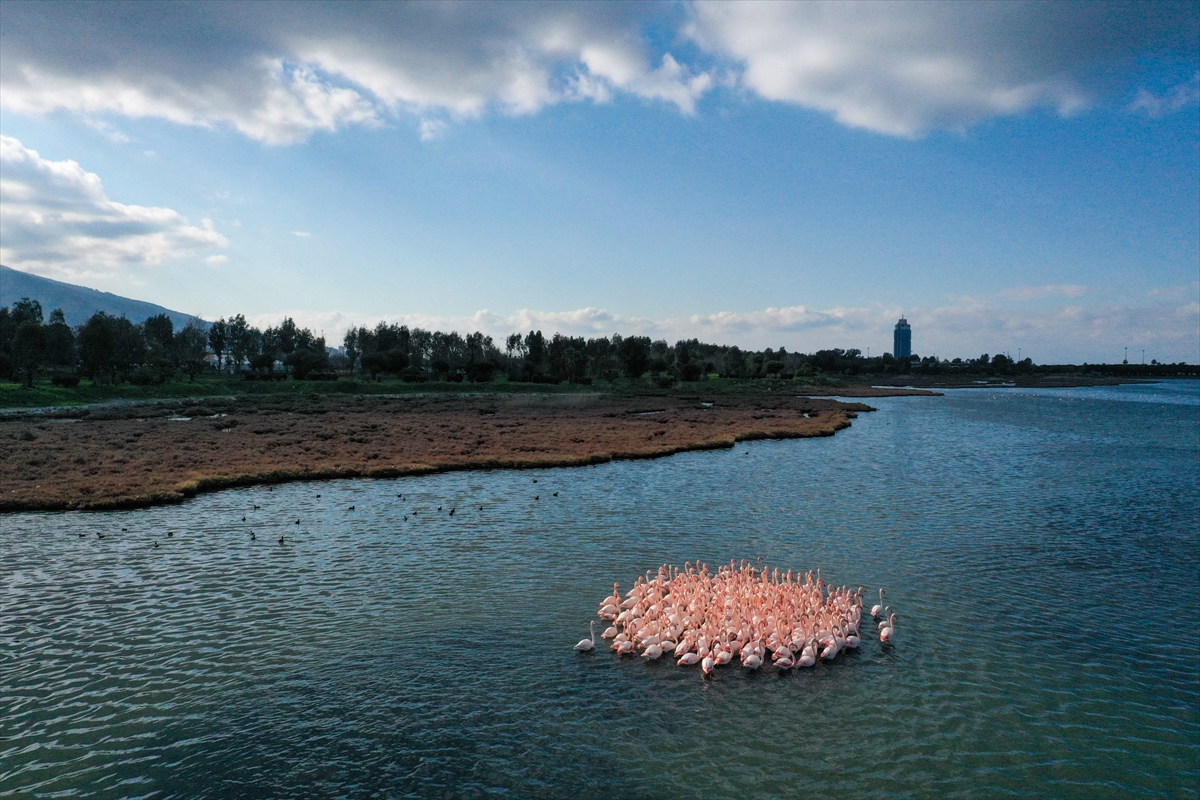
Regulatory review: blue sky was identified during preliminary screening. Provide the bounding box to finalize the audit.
[1,1,1197,362]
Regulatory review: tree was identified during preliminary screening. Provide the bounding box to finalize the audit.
[722,346,746,378]
[617,335,650,379]
[10,298,43,327]
[175,322,208,382]
[343,328,360,374]
[227,314,250,372]
[13,320,46,387]
[78,313,116,382]
[143,314,175,382]
[43,308,76,372]
[208,318,229,370]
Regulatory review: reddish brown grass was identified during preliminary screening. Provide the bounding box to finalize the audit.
[1,392,881,511]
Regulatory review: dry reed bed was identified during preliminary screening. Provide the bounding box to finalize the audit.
[2,392,885,511]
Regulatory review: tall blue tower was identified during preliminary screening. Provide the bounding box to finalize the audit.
[894,316,912,359]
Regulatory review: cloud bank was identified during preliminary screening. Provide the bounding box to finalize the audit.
[0,135,227,279]
[1,1,1193,142]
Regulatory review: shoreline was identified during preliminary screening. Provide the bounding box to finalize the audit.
[1,389,937,513]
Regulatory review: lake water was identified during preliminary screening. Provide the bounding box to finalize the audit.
[2,381,1198,798]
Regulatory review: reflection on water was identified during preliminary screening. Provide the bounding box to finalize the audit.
[2,381,1198,798]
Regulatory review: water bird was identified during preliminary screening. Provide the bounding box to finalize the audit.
[575,621,596,652]
[534,495,540,501]
[403,516,408,521]
[242,516,246,522]
[587,561,875,677]
[553,492,558,497]
[449,508,455,515]
[438,506,442,512]
[122,527,127,532]
[316,494,321,498]
[254,504,260,509]
[153,541,159,548]
[533,478,538,483]
[295,519,300,524]
[880,613,898,644]
[278,535,285,544]
[97,532,104,539]
[348,506,355,511]
[167,531,174,537]
[872,588,885,619]
[250,531,256,540]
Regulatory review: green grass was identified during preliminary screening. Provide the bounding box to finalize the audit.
[0,372,855,410]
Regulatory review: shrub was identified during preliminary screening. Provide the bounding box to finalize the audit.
[51,374,81,388]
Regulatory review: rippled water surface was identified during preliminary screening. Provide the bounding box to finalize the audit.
[3,381,1199,798]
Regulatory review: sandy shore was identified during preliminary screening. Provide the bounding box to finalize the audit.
[0,389,939,512]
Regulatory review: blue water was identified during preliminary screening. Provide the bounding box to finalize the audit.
[2,381,1198,798]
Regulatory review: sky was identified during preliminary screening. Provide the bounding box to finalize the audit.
[1,1,1197,363]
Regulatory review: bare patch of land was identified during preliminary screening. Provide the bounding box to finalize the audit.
[0,390,933,511]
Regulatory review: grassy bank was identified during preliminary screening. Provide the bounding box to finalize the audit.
[0,373,854,409]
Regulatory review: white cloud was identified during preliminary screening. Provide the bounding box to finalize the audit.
[292,231,312,238]
[418,118,447,141]
[240,298,1200,365]
[0,4,711,144]
[205,254,229,265]
[0,135,228,279]
[689,1,1192,136]
[0,3,1189,142]
[1129,73,1200,118]
[999,284,1088,301]
[80,116,131,144]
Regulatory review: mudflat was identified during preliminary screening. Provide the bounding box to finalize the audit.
[0,389,933,511]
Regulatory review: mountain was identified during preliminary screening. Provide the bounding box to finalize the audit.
[0,265,207,329]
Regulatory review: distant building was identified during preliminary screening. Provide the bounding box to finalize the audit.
[894,316,912,359]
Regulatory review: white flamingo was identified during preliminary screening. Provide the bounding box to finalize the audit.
[575,621,596,652]
[871,588,884,619]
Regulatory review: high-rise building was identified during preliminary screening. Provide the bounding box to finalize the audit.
[894,316,912,359]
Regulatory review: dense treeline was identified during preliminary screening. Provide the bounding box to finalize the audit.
[0,299,327,386]
[1,297,1196,387]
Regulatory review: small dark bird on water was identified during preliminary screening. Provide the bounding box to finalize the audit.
[97,532,105,539]
[479,505,483,511]
[403,515,408,521]
[449,508,455,516]
[295,519,300,524]
[535,495,540,501]
[553,492,558,497]
[533,478,538,483]
[254,505,261,509]
[153,542,159,548]
[242,516,246,522]
[250,531,256,540]
[438,506,442,512]
[167,531,174,537]
[316,494,321,498]
[348,505,355,511]
[122,527,128,532]
[78,532,85,538]
[279,535,285,544]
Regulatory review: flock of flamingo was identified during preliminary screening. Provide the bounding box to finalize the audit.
[574,561,898,674]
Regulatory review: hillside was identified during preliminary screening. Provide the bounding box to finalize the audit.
[0,265,207,329]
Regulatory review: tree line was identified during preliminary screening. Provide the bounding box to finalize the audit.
[0,300,328,386]
[2,297,1194,387]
